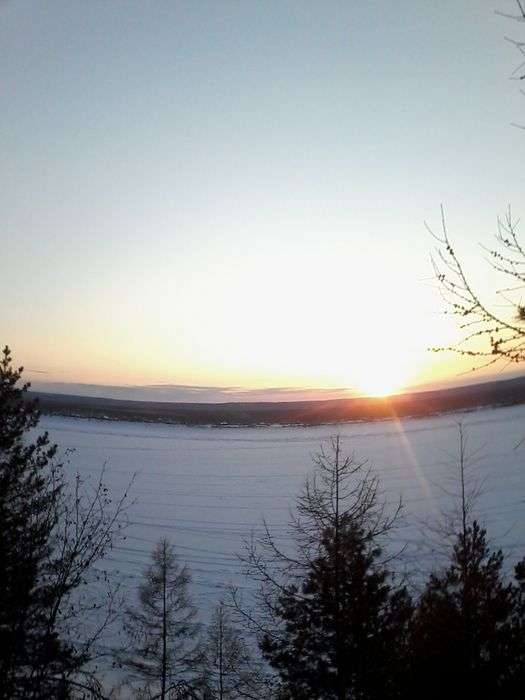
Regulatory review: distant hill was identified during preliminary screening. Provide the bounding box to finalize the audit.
[28,375,525,426]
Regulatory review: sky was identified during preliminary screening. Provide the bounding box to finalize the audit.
[1,1,524,402]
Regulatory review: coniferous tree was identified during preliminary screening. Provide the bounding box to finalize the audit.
[409,425,525,698]
[260,521,412,700]
[0,346,130,698]
[120,538,201,699]
[238,437,412,700]
[409,521,525,699]
[0,345,76,698]
[510,559,525,689]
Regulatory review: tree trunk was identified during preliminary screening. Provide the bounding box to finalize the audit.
[333,438,346,700]
[161,542,168,700]
[218,605,224,700]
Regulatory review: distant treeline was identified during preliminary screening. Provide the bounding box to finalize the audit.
[29,374,525,426]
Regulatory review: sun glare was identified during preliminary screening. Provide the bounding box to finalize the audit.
[352,354,412,399]
[359,380,401,398]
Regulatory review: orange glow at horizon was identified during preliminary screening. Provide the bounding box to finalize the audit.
[13,266,510,399]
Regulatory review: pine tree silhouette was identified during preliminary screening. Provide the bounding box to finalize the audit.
[410,520,525,699]
[0,346,76,698]
[240,437,412,700]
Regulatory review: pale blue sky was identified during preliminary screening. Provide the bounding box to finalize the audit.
[1,1,524,399]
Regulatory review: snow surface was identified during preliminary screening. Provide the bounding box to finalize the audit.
[36,403,525,662]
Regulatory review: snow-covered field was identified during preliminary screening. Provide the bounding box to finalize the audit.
[37,404,525,659]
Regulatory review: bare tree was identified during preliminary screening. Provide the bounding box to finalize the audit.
[48,464,133,675]
[429,6,525,367]
[429,206,525,370]
[199,601,266,700]
[496,0,525,122]
[411,422,491,590]
[118,538,200,699]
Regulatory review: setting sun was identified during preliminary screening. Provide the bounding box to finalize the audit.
[359,381,399,398]
[350,342,415,398]
[355,369,408,398]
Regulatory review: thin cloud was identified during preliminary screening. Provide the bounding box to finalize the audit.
[28,380,356,404]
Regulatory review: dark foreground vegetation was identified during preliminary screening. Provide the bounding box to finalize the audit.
[30,374,525,427]
[2,345,525,699]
